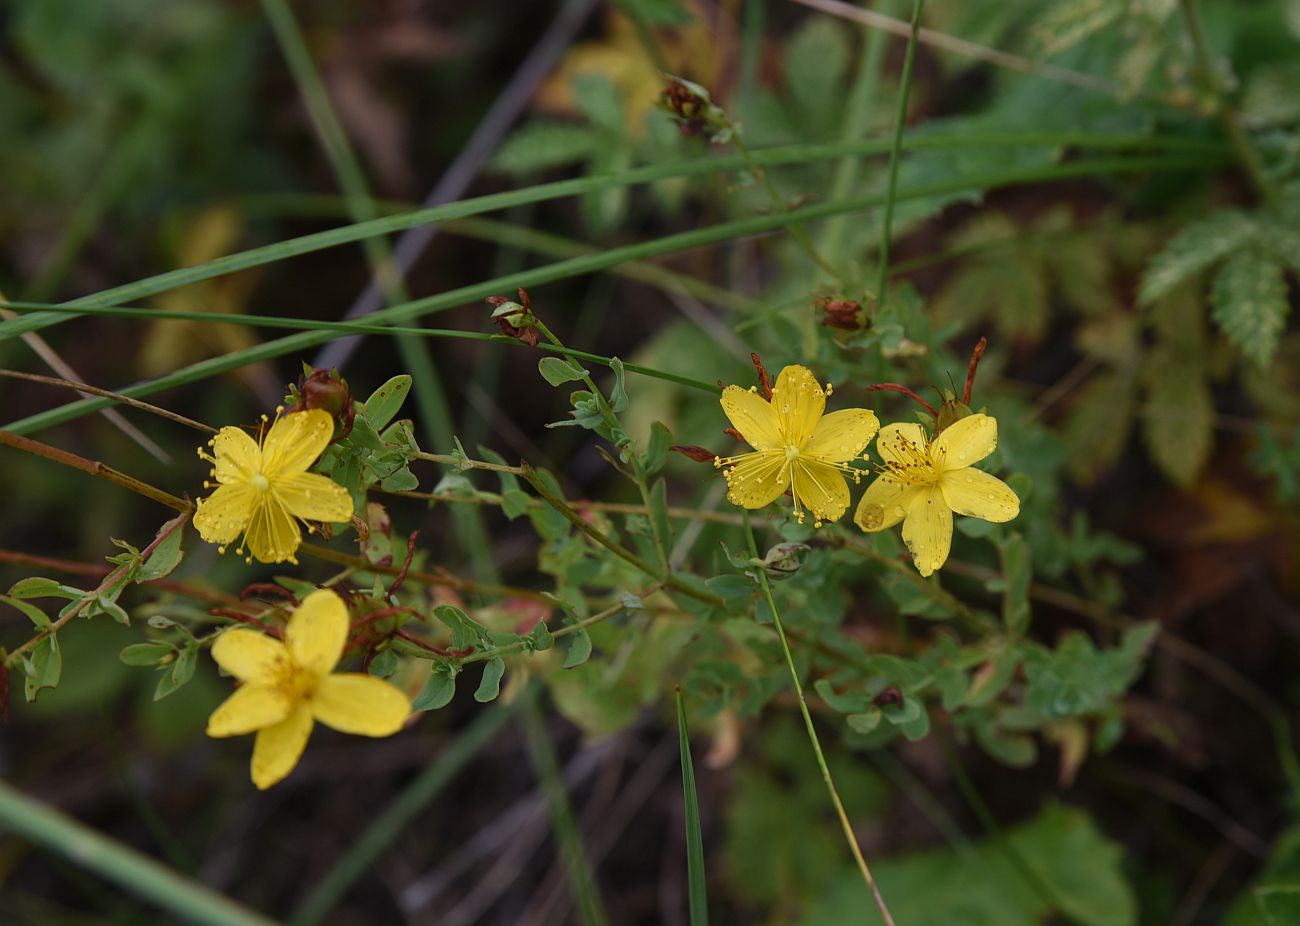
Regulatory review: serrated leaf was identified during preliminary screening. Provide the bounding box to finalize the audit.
[1063,368,1137,483]
[538,357,589,387]
[1211,247,1291,365]
[490,121,602,175]
[1142,348,1213,488]
[1139,210,1256,304]
[362,375,412,430]
[474,657,505,703]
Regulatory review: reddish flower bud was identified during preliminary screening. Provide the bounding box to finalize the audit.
[817,295,865,330]
[671,444,719,463]
[286,367,354,439]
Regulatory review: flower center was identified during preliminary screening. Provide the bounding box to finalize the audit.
[276,661,317,700]
[250,472,270,492]
[784,444,801,462]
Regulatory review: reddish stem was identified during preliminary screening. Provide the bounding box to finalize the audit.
[208,608,282,638]
[963,336,988,406]
[239,583,300,607]
[388,530,420,598]
[863,383,938,417]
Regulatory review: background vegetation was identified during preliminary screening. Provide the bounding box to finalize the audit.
[1,0,1299,923]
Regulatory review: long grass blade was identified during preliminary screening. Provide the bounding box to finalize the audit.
[1,154,1217,437]
[677,689,709,926]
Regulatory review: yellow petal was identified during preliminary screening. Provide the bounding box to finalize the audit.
[260,409,335,478]
[193,484,256,544]
[932,414,998,472]
[251,703,314,790]
[273,472,354,523]
[939,468,1020,523]
[771,365,826,447]
[207,684,291,737]
[720,385,782,451]
[875,422,930,468]
[311,673,410,736]
[210,426,261,484]
[286,589,349,677]
[854,475,922,532]
[804,408,880,463]
[722,451,790,510]
[210,629,287,683]
[244,497,302,564]
[901,486,953,577]
[790,459,851,523]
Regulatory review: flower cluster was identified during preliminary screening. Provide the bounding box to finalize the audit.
[716,364,1020,576]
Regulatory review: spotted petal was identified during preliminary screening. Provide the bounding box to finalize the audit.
[274,472,354,523]
[854,475,922,532]
[311,674,410,736]
[193,483,256,545]
[286,589,348,677]
[260,409,335,478]
[771,365,826,448]
[932,414,998,472]
[209,427,260,485]
[804,408,879,464]
[244,496,303,564]
[901,486,953,577]
[790,459,851,523]
[722,451,790,510]
[720,386,783,451]
[250,703,314,790]
[939,468,1020,523]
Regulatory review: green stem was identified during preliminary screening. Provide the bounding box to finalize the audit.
[742,513,896,925]
[3,154,1223,436]
[0,777,282,926]
[1178,0,1275,202]
[874,0,926,305]
[290,706,515,926]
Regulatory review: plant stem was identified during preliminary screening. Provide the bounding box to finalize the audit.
[1178,0,1275,202]
[0,369,215,433]
[874,0,926,305]
[0,430,189,512]
[742,513,896,925]
[392,488,746,525]
[0,779,281,926]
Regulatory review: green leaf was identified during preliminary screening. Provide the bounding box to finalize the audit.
[23,634,62,702]
[1211,247,1291,365]
[154,645,196,701]
[137,520,186,582]
[571,74,625,136]
[612,0,692,26]
[999,534,1032,636]
[380,465,419,492]
[362,374,412,430]
[609,357,629,413]
[474,657,506,703]
[0,594,52,630]
[813,679,877,714]
[538,356,589,387]
[676,691,709,925]
[413,664,459,711]
[643,421,671,474]
[1257,886,1300,926]
[501,488,532,520]
[1139,209,1255,304]
[563,629,593,668]
[491,122,602,175]
[846,710,882,734]
[1142,346,1213,488]
[784,17,851,132]
[368,649,399,678]
[119,643,175,666]
[7,577,73,600]
[1029,0,1122,57]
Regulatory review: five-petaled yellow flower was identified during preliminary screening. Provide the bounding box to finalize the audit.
[853,414,1020,576]
[206,589,411,789]
[715,365,880,526]
[194,408,352,564]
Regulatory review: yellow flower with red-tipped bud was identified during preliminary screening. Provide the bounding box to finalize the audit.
[715,365,880,526]
[854,414,1020,576]
[193,409,353,564]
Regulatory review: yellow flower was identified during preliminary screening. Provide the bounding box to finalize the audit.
[853,414,1020,576]
[193,409,352,564]
[206,589,411,790]
[715,365,880,526]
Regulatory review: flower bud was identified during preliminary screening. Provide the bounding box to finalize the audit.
[287,367,354,439]
[817,296,865,331]
[657,76,733,143]
[487,288,539,347]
